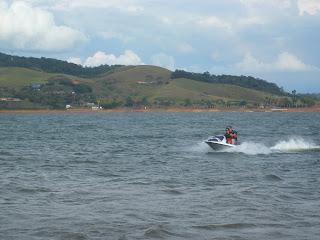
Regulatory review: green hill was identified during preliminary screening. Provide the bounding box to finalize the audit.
[171,70,284,95]
[1,52,315,109]
[153,78,270,102]
[0,67,52,89]
[0,52,120,77]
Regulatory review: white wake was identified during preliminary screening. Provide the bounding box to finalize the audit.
[224,142,272,155]
[207,137,320,155]
[271,137,320,152]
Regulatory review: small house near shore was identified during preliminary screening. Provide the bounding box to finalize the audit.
[0,98,22,102]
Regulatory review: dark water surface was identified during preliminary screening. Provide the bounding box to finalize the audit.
[1,112,320,240]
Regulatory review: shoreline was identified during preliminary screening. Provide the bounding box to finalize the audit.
[1,107,320,114]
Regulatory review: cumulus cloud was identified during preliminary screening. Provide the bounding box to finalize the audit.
[238,16,266,26]
[275,52,314,71]
[236,53,267,71]
[151,53,175,71]
[177,43,194,54]
[83,50,143,67]
[0,1,86,51]
[67,57,82,65]
[197,16,232,30]
[99,31,132,43]
[196,15,265,32]
[236,52,317,72]
[240,0,292,9]
[160,16,172,25]
[53,0,144,13]
[298,0,320,15]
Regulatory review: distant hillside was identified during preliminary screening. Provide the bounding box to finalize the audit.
[299,93,320,100]
[0,67,52,89]
[91,65,269,102]
[171,70,284,95]
[1,52,316,109]
[0,52,121,77]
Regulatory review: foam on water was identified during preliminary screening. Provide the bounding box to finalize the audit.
[224,142,272,155]
[271,137,320,152]
[189,142,211,153]
[204,137,320,155]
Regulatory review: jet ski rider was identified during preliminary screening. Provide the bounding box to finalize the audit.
[225,126,237,145]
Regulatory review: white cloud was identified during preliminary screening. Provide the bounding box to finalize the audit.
[160,16,172,25]
[84,50,143,67]
[197,16,232,30]
[211,52,221,61]
[240,0,292,9]
[177,43,194,54]
[238,16,266,26]
[0,1,86,51]
[298,0,320,15]
[275,52,314,71]
[67,57,82,65]
[151,53,175,71]
[99,31,132,43]
[236,52,317,72]
[53,0,144,13]
[196,15,265,32]
[236,53,268,71]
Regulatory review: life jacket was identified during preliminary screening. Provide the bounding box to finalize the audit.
[232,130,238,140]
[225,133,233,144]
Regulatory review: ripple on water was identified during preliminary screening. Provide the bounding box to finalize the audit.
[58,232,88,240]
[16,186,52,194]
[144,225,187,239]
[144,225,173,238]
[264,174,283,181]
[127,181,151,185]
[192,223,256,230]
[32,230,88,240]
[0,150,15,156]
[161,188,184,195]
[1,112,320,240]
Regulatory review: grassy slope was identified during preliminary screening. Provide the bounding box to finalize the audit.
[92,65,172,97]
[0,67,92,89]
[0,67,53,89]
[154,78,270,102]
[1,65,273,104]
[94,66,271,102]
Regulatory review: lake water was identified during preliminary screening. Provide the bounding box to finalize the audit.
[1,112,320,240]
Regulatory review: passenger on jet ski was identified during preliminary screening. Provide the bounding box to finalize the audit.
[225,127,232,144]
[225,126,238,145]
[231,129,238,144]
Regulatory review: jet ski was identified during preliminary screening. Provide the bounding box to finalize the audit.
[205,135,237,150]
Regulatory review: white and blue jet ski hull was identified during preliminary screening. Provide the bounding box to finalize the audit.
[205,141,235,150]
[205,135,236,150]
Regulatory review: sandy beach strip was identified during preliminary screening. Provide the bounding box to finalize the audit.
[0,107,320,114]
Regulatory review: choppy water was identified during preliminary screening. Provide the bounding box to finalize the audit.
[1,112,320,240]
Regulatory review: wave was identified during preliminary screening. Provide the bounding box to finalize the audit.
[203,137,320,155]
[144,225,184,238]
[270,137,320,152]
[189,142,211,152]
[224,142,272,155]
[264,174,283,181]
[192,223,256,230]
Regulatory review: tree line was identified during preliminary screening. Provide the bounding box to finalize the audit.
[171,70,284,95]
[0,52,121,77]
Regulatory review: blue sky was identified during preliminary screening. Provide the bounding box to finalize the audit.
[0,0,320,92]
